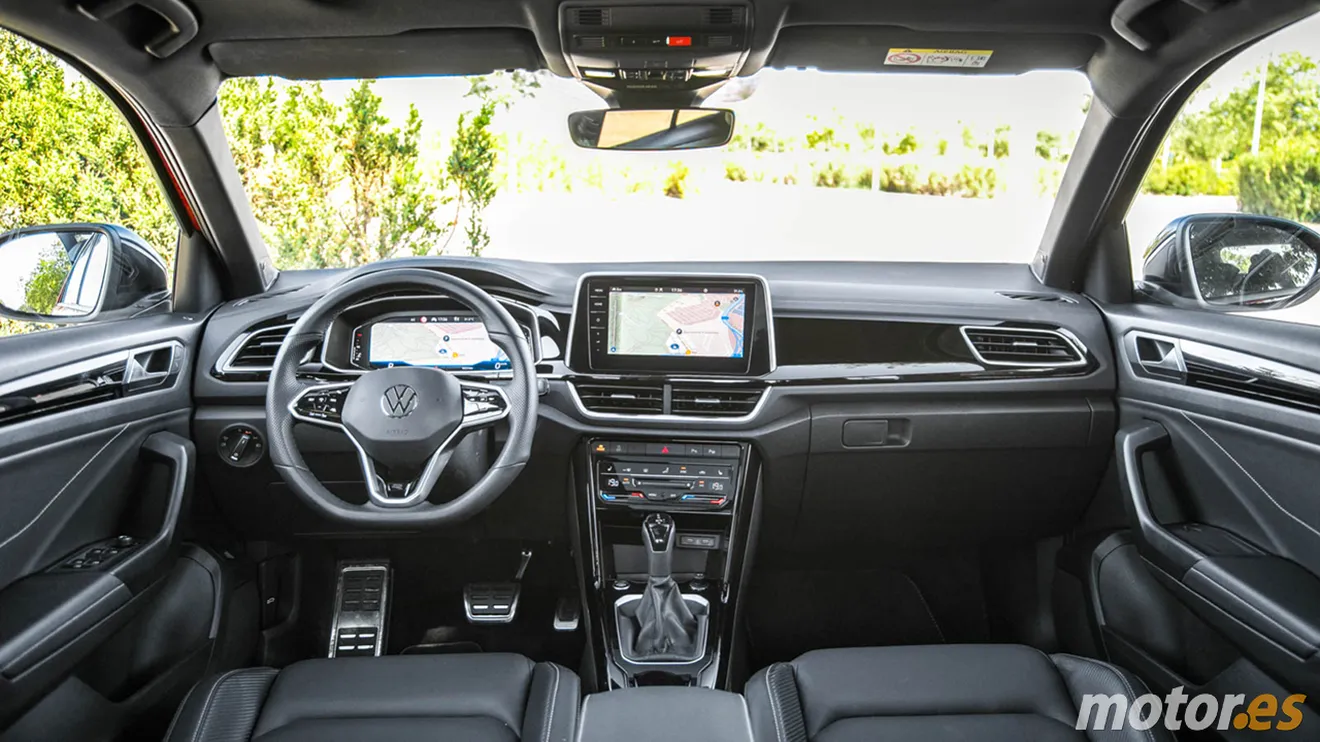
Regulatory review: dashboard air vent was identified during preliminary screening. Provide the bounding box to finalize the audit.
[997,291,1078,304]
[574,382,664,414]
[575,7,609,25]
[671,386,764,418]
[706,6,740,25]
[576,35,606,48]
[227,325,293,370]
[962,327,1085,367]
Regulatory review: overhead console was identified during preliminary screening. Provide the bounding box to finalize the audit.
[559,3,753,99]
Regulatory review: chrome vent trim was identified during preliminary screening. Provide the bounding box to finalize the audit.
[960,326,1087,368]
[215,324,294,376]
[572,382,664,414]
[671,385,764,417]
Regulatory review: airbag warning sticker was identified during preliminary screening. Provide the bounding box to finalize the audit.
[885,49,993,68]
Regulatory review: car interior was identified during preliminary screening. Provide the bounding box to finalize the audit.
[2,0,1320,740]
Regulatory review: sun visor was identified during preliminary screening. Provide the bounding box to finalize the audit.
[209,29,544,79]
[765,27,1099,75]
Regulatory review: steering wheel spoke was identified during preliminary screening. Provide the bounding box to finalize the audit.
[353,443,455,508]
[289,380,354,428]
[459,380,511,430]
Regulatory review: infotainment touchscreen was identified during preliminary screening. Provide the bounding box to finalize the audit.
[576,276,765,374]
[606,288,744,359]
[364,314,509,370]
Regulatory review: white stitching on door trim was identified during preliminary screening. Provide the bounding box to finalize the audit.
[0,426,125,551]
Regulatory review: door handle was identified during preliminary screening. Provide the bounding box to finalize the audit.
[124,341,182,392]
[1127,331,1186,381]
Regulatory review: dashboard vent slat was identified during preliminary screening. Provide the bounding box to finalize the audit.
[706,6,740,25]
[574,7,609,25]
[671,385,764,418]
[229,325,293,368]
[574,382,664,414]
[962,327,1085,368]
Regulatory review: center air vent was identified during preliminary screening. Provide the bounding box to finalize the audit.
[961,327,1086,368]
[706,6,741,24]
[671,386,764,418]
[573,382,664,414]
[574,7,610,25]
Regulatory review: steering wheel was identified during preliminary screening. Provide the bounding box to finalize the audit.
[265,268,537,527]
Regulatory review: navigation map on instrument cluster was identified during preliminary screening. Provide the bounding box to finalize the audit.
[608,291,744,358]
[368,318,507,369]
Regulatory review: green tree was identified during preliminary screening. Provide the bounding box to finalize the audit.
[22,248,70,314]
[1169,52,1320,163]
[0,31,176,336]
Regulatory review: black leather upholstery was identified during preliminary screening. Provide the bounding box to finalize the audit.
[165,654,579,742]
[745,644,1174,742]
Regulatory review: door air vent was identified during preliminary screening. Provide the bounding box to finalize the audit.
[671,386,764,418]
[573,382,664,414]
[996,291,1078,304]
[706,6,740,25]
[961,327,1086,368]
[574,7,610,25]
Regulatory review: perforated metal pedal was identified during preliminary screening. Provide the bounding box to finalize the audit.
[329,562,390,657]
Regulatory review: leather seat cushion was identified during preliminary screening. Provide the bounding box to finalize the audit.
[166,654,579,742]
[746,644,1173,742]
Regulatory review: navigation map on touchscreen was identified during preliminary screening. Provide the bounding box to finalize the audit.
[608,290,744,358]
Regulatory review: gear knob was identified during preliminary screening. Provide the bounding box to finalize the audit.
[642,513,675,580]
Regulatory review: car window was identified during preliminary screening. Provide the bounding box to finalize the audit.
[217,69,1091,268]
[0,30,178,337]
[1126,15,1320,326]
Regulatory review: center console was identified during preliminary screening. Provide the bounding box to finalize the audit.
[582,436,756,689]
[567,273,769,691]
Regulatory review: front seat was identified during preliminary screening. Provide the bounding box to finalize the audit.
[165,654,579,742]
[745,644,1172,742]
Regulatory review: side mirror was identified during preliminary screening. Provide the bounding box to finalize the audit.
[1138,214,1320,311]
[0,223,169,325]
[567,108,735,151]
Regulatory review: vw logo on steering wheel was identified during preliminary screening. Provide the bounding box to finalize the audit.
[381,384,418,418]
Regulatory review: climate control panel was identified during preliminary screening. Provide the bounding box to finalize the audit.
[590,439,741,510]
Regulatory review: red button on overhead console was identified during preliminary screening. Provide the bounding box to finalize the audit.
[666,36,692,46]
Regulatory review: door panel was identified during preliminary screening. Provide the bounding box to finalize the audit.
[0,314,207,731]
[1101,303,1320,704]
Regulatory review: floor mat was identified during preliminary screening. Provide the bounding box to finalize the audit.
[745,564,987,668]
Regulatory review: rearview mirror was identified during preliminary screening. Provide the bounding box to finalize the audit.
[1138,214,1320,311]
[0,223,170,325]
[568,108,735,151]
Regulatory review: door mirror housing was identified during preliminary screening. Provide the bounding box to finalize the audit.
[1138,214,1320,312]
[568,108,735,151]
[0,223,169,325]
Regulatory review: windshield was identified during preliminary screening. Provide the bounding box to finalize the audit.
[218,69,1091,268]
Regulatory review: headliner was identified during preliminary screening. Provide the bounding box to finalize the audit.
[0,0,1316,127]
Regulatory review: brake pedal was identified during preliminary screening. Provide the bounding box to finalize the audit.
[329,562,390,657]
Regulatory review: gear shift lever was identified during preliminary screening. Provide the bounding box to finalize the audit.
[643,513,675,580]
[632,513,698,659]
